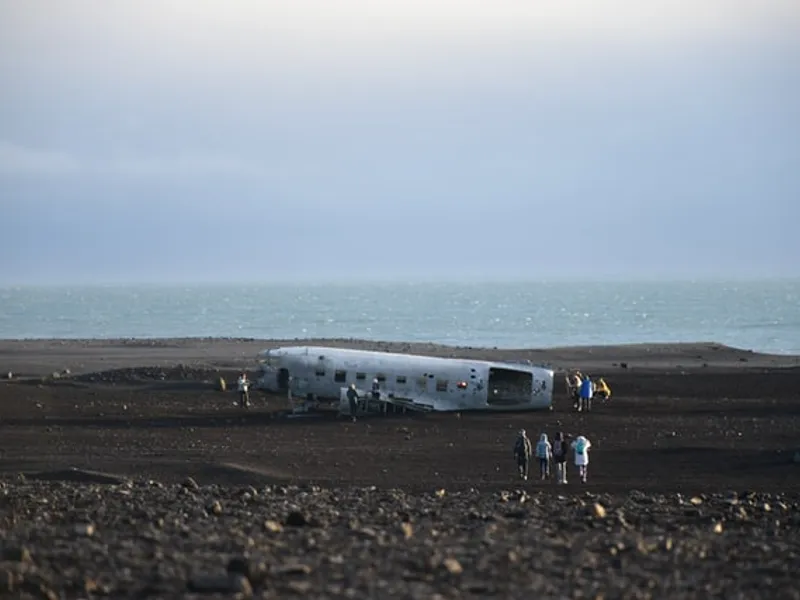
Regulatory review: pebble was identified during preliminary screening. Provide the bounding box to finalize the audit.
[264,519,283,533]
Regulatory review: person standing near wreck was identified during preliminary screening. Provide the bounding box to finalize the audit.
[513,429,533,481]
[346,383,360,423]
[552,432,569,484]
[237,372,250,409]
[535,433,552,480]
[571,435,592,483]
[578,374,593,412]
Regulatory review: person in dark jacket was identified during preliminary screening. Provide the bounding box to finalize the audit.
[552,431,569,484]
[346,384,359,422]
[513,429,533,481]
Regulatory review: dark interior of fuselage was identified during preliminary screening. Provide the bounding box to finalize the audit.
[486,367,532,405]
[277,368,290,392]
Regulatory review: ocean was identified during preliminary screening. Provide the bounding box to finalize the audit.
[0,280,798,354]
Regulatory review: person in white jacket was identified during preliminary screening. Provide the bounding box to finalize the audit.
[571,435,592,483]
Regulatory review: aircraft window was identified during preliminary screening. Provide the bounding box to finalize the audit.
[376,374,386,382]
[356,372,366,380]
[334,370,347,383]
[396,375,407,384]
[315,369,325,377]
[436,379,448,392]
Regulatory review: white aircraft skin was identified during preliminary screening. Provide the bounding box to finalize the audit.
[255,345,554,413]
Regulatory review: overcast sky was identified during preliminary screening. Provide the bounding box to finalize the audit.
[1,0,799,284]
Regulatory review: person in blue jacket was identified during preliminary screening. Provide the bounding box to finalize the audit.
[578,374,594,412]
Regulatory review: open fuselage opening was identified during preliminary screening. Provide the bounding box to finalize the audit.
[486,367,533,406]
[277,368,290,392]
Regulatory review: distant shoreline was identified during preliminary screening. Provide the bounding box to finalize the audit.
[2,276,799,287]
[1,337,798,378]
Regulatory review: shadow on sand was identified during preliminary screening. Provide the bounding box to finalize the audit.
[0,409,437,430]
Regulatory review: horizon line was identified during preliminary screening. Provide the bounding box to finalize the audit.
[2,275,799,288]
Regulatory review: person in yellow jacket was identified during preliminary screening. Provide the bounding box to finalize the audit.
[594,377,612,402]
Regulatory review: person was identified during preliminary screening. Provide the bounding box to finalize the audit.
[567,370,584,410]
[571,435,592,483]
[578,374,593,412]
[371,378,381,400]
[237,372,250,408]
[346,383,360,422]
[552,431,569,484]
[594,377,611,403]
[513,429,532,481]
[535,433,552,480]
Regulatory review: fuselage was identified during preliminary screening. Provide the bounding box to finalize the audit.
[255,345,554,412]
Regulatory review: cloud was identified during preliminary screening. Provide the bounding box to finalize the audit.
[0,141,81,175]
[103,154,267,178]
[0,141,268,178]
[3,0,798,80]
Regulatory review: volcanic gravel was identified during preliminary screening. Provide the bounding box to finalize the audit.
[2,479,799,599]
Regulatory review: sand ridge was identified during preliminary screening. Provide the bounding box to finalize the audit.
[1,337,799,378]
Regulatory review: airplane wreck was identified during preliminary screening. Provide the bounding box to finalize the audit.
[255,345,554,416]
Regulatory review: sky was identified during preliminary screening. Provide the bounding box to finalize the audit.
[1,0,799,284]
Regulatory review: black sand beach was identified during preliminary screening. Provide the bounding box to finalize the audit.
[1,338,800,598]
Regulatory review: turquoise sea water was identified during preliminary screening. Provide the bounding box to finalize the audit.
[0,280,798,354]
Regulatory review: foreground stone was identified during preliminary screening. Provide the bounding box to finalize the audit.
[1,481,799,598]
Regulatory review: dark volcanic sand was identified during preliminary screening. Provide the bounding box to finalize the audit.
[1,339,800,598]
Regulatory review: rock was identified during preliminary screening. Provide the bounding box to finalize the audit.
[74,523,95,536]
[182,477,199,490]
[400,521,413,539]
[207,501,222,516]
[1,546,32,562]
[264,519,283,533]
[276,562,312,576]
[442,558,463,575]
[227,556,268,585]
[285,511,308,527]
[187,573,252,596]
[1,569,13,593]
[592,503,607,518]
